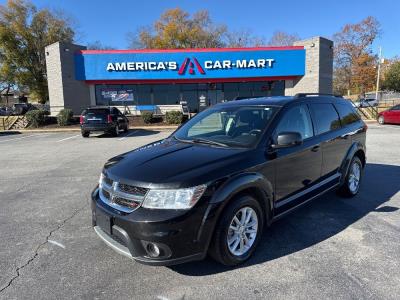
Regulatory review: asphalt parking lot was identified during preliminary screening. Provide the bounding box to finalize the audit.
[0,124,399,300]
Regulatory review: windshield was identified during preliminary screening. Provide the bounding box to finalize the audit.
[174,105,279,148]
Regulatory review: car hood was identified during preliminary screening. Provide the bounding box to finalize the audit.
[103,138,257,189]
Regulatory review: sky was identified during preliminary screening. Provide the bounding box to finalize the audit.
[1,0,399,58]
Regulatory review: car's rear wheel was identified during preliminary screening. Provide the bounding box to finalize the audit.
[338,156,363,197]
[112,126,119,137]
[81,131,89,138]
[124,123,129,133]
[209,195,264,266]
[378,115,385,125]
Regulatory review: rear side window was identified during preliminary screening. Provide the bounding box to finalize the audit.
[309,103,341,135]
[335,103,361,126]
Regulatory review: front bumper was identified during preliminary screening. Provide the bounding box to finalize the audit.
[91,188,219,266]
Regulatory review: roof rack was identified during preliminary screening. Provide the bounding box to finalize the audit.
[294,93,343,98]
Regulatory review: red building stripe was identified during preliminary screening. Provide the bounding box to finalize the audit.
[85,76,299,85]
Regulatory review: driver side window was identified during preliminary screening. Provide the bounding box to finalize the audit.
[275,104,314,139]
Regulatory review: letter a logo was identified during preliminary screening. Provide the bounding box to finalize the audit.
[178,58,205,75]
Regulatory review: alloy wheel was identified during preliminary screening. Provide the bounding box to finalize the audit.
[227,206,258,256]
[348,161,361,193]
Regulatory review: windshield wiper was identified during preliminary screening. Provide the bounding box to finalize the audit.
[190,138,229,147]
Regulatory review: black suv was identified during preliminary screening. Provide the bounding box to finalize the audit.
[91,94,366,266]
[80,107,129,137]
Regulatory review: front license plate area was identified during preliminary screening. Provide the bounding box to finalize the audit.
[96,209,112,235]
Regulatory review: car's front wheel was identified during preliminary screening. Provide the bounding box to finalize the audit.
[338,156,363,197]
[378,115,385,125]
[209,195,264,266]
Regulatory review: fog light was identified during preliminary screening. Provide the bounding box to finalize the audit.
[147,243,161,257]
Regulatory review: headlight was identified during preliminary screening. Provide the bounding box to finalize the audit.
[142,184,207,209]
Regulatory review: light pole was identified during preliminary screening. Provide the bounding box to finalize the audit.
[375,46,382,102]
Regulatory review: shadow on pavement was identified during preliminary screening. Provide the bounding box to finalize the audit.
[94,129,162,138]
[0,131,21,136]
[170,163,400,276]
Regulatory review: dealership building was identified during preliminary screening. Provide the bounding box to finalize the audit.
[45,36,333,115]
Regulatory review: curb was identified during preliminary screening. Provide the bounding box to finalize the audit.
[1,126,178,133]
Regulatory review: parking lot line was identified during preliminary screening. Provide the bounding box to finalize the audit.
[56,134,81,142]
[0,133,48,143]
[118,130,138,141]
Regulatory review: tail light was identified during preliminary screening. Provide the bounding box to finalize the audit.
[79,115,84,124]
[107,114,112,123]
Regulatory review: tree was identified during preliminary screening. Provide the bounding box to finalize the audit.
[87,40,114,50]
[127,8,227,49]
[225,29,265,47]
[0,0,74,103]
[382,61,400,92]
[333,16,381,95]
[268,31,300,46]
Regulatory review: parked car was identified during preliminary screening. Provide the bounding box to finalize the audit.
[11,103,37,115]
[80,107,129,137]
[0,106,12,116]
[91,94,367,266]
[378,104,400,124]
[353,98,378,108]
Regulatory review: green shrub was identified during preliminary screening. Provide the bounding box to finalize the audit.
[165,111,183,124]
[25,110,47,128]
[57,109,74,126]
[141,111,154,124]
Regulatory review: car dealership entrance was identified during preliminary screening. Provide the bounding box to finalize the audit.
[45,36,333,115]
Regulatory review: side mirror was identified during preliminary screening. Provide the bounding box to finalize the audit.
[272,132,303,148]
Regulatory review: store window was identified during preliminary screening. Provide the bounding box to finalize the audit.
[95,85,136,106]
[136,85,152,105]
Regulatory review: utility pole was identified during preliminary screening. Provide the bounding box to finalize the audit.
[375,46,382,102]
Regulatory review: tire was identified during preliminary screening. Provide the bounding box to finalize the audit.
[378,115,385,125]
[209,195,264,266]
[337,156,363,197]
[112,126,119,137]
[81,131,89,138]
[123,123,129,133]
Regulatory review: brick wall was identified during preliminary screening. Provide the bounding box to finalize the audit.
[45,42,91,116]
[285,36,333,96]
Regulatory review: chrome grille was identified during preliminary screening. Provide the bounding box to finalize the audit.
[99,174,146,213]
[114,197,140,209]
[118,183,148,196]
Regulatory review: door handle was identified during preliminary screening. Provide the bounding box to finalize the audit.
[341,134,350,139]
[311,145,320,152]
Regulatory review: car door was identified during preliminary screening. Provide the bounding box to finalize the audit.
[309,102,349,178]
[271,103,322,206]
[393,105,400,124]
[387,105,400,124]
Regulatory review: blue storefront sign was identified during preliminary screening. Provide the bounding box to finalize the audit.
[75,47,305,81]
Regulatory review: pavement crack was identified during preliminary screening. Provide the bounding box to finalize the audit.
[0,203,86,294]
